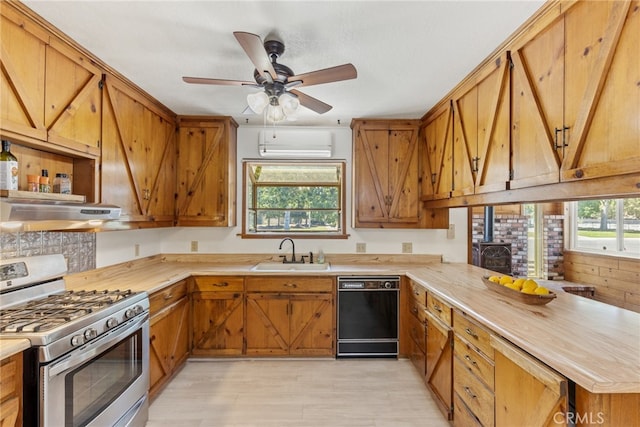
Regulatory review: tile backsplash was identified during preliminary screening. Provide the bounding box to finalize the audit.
[0,231,96,273]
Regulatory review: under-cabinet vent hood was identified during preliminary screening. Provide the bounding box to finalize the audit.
[0,198,121,231]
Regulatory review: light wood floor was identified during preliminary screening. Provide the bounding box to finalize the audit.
[147,358,452,427]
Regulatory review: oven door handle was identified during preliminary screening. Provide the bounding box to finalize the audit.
[48,313,149,378]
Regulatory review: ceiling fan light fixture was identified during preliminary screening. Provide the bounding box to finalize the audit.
[279,92,300,116]
[247,91,269,114]
[266,103,286,122]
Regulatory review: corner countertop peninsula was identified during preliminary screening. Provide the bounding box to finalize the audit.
[58,254,639,395]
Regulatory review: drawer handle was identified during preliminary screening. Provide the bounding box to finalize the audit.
[463,386,477,399]
[414,290,420,296]
[464,354,478,367]
[214,282,229,287]
[433,304,442,313]
[163,293,173,300]
[465,328,478,339]
[284,283,298,288]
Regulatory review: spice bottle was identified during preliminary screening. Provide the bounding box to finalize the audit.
[53,173,71,194]
[39,169,51,193]
[0,140,19,190]
[27,175,40,192]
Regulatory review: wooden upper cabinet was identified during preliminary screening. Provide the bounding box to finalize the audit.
[452,52,510,197]
[510,0,639,188]
[0,4,47,142]
[352,119,422,227]
[0,3,102,157]
[421,106,453,201]
[44,37,102,157]
[175,116,238,227]
[101,75,176,226]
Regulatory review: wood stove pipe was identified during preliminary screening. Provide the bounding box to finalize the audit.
[484,206,494,243]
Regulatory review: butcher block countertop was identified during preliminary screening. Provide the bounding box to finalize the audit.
[63,254,640,394]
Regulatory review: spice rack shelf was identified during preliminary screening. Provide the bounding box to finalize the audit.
[0,190,86,202]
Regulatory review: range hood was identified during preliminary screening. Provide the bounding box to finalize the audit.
[0,197,121,231]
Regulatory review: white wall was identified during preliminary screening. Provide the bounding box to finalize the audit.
[96,126,468,267]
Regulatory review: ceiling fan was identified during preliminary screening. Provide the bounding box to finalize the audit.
[182,32,357,121]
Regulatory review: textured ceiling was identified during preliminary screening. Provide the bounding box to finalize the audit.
[24,0,545,127]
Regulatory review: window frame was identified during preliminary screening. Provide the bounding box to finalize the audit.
[567,198,639,259]
[240,159,348,239]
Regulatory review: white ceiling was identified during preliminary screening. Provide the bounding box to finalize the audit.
[24,0,545,127]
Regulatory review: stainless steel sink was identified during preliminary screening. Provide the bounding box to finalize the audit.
[251,262,331,272]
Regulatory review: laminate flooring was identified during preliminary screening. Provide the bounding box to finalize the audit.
[146,358,452,427]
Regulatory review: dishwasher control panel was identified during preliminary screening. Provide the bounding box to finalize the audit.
[337,276,400,290]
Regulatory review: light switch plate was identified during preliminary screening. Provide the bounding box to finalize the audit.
[356,243,366,253]
[191,241,199,252]
[402,242,413,253]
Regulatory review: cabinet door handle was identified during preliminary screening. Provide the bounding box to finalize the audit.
[411,307,418,315]
[463,386,476,399]
[163,293,173,300]
[432,304,442,313]
[464,354,478,367]
[214,282,229,287]
[284,283,298,288]
[465,327,478,339]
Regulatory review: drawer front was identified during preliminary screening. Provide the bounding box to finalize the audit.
[246,276,333,293]
[407,308,426,352]
[193,276,244,292]
[453,310,494,360]
[454,356,495,427]
[408,280,427,306]
[427,293,452,326]
[454,335,495,390]
[149,280,188,315]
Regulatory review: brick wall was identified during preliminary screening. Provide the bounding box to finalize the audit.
[0,231,96,273]
[543,215,564,280]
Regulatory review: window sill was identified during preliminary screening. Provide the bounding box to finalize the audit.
[239,232,350,240]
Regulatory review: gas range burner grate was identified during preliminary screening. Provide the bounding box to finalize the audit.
[0,289,137,333]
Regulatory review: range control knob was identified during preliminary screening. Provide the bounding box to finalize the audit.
[71,335,85,347]
[383,281,393,289]
[106,317,119,329]
[124,308,135,320]
[84,328,98,340]
[133,305,143,315]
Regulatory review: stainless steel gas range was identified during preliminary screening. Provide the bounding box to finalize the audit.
[0,254,149,427]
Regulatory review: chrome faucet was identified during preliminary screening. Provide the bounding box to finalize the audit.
[278,237,308,263]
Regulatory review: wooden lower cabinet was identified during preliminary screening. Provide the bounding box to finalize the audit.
[245,276,334,356]
[0,353,22,427]
[492,335,567,427]
[191,276,244,356]
[406,280,427,376]
[149,280,190,400]
[425,310,453,420]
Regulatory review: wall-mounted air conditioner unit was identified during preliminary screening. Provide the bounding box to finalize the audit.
[258,129,333,158]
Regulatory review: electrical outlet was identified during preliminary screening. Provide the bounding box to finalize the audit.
[134,244,140,257]
[190,241,199,252]
[447,224,455,239]
[402,242,413,253]
[356,243,366,253]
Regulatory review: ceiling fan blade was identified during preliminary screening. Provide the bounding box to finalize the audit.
[233,31,277,80]
[182,76,256,86]
[288,64,357,88]
[290,89,332,114]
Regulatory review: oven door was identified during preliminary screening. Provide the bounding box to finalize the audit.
[42,314,149,427]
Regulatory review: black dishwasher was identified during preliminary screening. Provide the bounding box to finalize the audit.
[336,276,400,357]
